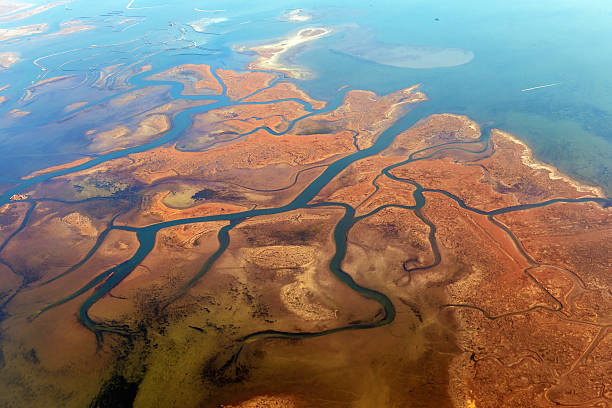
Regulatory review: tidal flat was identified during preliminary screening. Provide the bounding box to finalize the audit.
[0,2,611,407]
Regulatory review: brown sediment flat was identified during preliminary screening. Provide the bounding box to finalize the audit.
[22,156,94,179]
[83,97,216,154]
[392,157,515,211]
[422,192,556,315]
[388,113,481,154]
[147,97,216,115]
[60,125,356,190]
[1,200,128,284]
[338,205,458,407]
[545,330,612,406]
[133,207,382,407]
[0,227,139,408]
[498,201,611,291]
[183,99,312,150]
[49,97,212,158]
[220,395,302,408]
[0,217,138,408]
[357,175,418,215]
[114,191,248,228]
[315,111,610,407]
[385,118,608,407]
[0,201,30,299]
[242,81,327,110]
[0,297,112,408]
[41,22,94,38]
[18,76,91,109]
[88,221,229,323]
[302,85,426,150]
[154,162,331,213]
[216,69,277,101]
[0,201,30,245]
[88,114,170,154]
[452,308,602,407]
[21,75,78,102]
[346,206,435,282]
[0,262,21,303]
[483,129,604,198]
[148,64,223,96]
[50,72,419,205]
[315,154,418,215]
[2,64,609,408]
[91,63,127,89]
[109,85,169,106]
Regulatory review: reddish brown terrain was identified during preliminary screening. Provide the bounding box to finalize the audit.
[0,63,609,408]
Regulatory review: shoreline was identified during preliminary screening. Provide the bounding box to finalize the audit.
[246,27,332,79]
[494,129,605,198]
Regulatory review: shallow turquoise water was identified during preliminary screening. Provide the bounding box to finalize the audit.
[0,0,610,193]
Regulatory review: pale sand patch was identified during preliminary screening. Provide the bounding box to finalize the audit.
[384,84,427,119]
[241,245,336,321]
[6,108,29,118]
[88,114,170,153]
[246,27,331,79]
[0,51,19,68]
[0,1,68,22]
[282,8,312,22]
[60,212,98,237]
[44,21,94,38]
[0,0,31,17]
[9,194,27,200]
[244,245,315,269]
[0,23,47,41]
[137,64,152,74]
[280,278,336,321]
[188,16,227,32]
[91,63,125,88]
[494,129,604,197]
[64,101,87,112]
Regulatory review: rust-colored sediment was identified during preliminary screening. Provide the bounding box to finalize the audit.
[22,157,95,179]
[148,63,223,96]
[2,65,609,408]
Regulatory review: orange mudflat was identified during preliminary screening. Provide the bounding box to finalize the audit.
[0,64,609,408]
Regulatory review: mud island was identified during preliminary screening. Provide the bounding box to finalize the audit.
[245,27,332,79]
[0,60,610,408]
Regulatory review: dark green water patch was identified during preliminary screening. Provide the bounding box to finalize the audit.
[89,375,140,408]
[191,188,218,201]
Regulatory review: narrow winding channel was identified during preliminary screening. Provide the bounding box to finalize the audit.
[1,62,609,353]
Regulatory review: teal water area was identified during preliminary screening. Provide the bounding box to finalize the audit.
[294,0,612,193]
